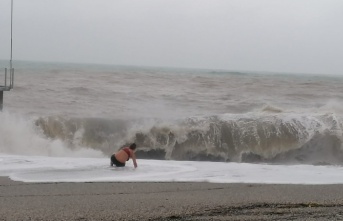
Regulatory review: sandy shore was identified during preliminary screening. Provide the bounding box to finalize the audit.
[1,177,343,220]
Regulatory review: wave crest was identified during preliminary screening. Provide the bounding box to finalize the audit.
[33,113,343,165]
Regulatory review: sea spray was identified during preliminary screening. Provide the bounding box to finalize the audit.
[0,111,104,157]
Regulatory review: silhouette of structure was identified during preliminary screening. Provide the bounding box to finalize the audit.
[0,0,14,111]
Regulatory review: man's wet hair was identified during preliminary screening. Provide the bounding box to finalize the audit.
[129,143,137,150]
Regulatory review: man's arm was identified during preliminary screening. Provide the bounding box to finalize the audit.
[132,152,138,168]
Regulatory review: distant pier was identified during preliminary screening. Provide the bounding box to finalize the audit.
[0,68,14,111]
[1,0,15,111]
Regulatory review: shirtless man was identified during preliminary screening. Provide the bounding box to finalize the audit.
[110,143,138,168]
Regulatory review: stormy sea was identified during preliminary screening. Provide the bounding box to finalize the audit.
[1,60,343,184]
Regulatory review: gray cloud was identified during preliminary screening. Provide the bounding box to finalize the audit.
[0,0,342,74]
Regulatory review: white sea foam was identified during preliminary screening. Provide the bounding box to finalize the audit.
[1,154,343,184]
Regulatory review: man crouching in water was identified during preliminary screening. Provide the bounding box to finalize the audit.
[111,143,138,168]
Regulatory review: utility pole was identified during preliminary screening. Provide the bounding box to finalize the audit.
[0,0,14,111]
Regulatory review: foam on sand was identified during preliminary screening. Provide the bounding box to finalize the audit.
[1,154,343,184]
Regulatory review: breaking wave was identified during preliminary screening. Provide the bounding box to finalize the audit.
[2,108,343,165]
[31,111,343,165]
[0,111,104,158]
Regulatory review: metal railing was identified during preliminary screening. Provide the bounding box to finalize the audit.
[1,67,14,91]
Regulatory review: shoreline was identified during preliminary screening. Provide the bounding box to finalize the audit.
[1,177,343,220]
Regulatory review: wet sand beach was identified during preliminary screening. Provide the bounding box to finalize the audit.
[1,177,343,220]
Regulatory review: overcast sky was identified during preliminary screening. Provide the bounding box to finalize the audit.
[0,0,342,74]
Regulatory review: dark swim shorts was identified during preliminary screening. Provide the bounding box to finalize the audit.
[111,154,125,167]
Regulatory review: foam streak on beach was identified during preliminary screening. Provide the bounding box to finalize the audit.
[1,154,343,184]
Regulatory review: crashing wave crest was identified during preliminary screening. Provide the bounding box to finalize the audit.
[33,112,343,165]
